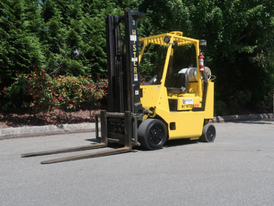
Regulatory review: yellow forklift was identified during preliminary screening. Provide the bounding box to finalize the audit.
[22,10,216,164]
[138,31,216,149]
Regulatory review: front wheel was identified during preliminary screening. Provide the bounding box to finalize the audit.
[138,119,167,150]
[199,124,216,142]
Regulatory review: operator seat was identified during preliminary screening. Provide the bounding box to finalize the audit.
[166,73,189,94]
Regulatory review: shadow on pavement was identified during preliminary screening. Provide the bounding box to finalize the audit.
[84,138,198,151]
[164,139,197,148]
[85,138,100,143]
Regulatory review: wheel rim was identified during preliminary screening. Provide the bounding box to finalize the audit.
[148,125,164,147]
[207,126,215,141]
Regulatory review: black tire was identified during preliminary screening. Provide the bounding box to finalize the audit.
[199,124,216,142]
[138,119,167,150]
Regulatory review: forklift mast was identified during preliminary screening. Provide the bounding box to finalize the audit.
[106,9,145,114]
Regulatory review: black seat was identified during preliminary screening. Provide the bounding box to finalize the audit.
[166,73,189,94]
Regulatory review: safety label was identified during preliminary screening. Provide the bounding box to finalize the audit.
[131,58,138,62]
[135,90,139,95]
[130,35,137,41]
[134,74,138,81]
[183,98,193,104]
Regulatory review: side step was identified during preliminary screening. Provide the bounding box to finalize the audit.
[21,111,135,164]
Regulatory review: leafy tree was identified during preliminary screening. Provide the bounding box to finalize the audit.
[0,0,45,87]
[39,0,139,79]
[39,0,89,76]
[138,0,274,111]
[80,0,139,79]
[1,0,274,114]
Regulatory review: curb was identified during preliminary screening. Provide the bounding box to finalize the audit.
[0,113,273,140]
[210,113,274,123]
[0,123,99,140]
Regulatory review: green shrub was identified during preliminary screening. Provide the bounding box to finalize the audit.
[2,66,107,113]
[257,89,274,113]
[214,100,226,116]
[228,90,252,113]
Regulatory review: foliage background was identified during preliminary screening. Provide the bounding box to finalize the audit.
[1,0,274,114]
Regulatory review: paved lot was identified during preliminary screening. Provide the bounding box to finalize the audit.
[1,120,274,206]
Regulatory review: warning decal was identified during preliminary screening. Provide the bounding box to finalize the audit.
[182,98,193,104]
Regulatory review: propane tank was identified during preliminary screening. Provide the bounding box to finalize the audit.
[179,67,211,82]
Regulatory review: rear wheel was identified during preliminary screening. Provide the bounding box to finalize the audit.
[199,124,216,142]
[138,119,167,150]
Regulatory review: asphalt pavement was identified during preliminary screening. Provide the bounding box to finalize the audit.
[1,119,274,206]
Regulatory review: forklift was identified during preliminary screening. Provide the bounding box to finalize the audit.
[22,9,216,164]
